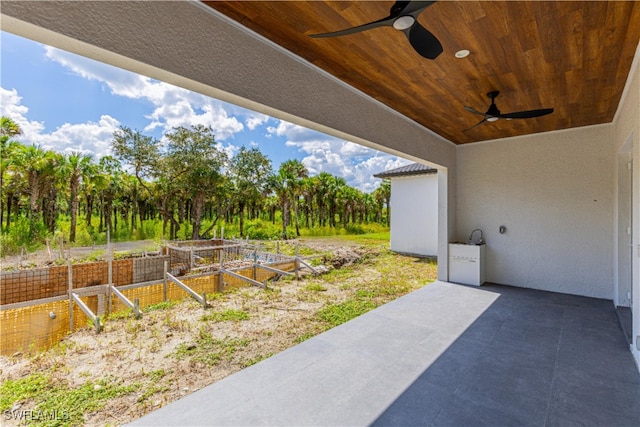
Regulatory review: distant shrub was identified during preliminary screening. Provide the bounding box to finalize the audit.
[301,226,345,237]
[0,217,49,256]
[243,219,282,240]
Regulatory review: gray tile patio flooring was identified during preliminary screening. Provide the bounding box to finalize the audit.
[130,281,640,426]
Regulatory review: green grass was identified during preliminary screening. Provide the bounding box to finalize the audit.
[144,300,177,312]
[0,373,139,427]
[321,267,356,284]
[349,231,390,240]
[315,299,377,328]
[172,328,251,366]
[240,352,274,368]
[294,331,318,343]
[305,283,328,292]
[0,373,50,412]
[200,309,250,323]
[105,309,133,321]
[136,384,170,404]
[143,369,167,382]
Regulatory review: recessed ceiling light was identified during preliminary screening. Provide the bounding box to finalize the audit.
[455,49,470,58]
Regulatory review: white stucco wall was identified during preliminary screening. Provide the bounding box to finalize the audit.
[390,175,438,256]
[456,124,615,299]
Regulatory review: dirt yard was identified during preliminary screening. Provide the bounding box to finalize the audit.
[0,236,437,426]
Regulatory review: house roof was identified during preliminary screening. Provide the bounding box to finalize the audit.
[373,163,437,179]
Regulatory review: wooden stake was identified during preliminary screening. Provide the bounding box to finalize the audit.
[134,298,141,319]
[295,244,300,281]
[46,239,52,261]
[68,260,73,332]
[218,249,224,292]
[163,260,168,301]
[58,236,64,260]
[107,232,113,314]
[253,248,257,281]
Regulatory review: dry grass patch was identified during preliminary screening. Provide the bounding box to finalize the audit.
[0,236,437,426]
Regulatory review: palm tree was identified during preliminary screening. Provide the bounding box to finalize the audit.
[341,186,363,227]
[82,169,107,229]
[275,159,308,238]
[98,156,123,234]
[373,179,391,226]
[0,117,22,229]
[327,175,346,228]
[13,144,57,236]
[42,151,64,234]
[60,152,94,242]
[362,193,375,223]
[0,116,22,138]
[300,177,316,228]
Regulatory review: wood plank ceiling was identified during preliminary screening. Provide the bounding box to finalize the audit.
[204,1,640,145]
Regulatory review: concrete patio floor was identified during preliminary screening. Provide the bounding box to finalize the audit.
[130,281,640,426]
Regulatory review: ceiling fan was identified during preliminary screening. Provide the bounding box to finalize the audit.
[464,91,554,131]
[309,1,443,60]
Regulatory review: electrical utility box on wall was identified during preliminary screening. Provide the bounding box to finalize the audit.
[448,243,486,286]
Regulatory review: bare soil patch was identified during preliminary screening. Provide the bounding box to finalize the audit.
[0,237,437,426]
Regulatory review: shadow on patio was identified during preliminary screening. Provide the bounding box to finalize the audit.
[130,282,640,426]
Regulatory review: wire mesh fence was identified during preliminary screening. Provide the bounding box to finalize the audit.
[0,240,302,355]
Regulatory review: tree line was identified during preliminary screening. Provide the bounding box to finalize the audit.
[0,116,391,252]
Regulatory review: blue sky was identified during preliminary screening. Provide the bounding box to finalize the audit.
[0,32,409,192]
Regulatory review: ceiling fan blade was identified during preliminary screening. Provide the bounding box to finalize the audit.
[309,15,394,38]
[463,118,488,132]
[403,22,442,59]
[464,106,486,116]
[398,1,437,16]
[500,108,554,119]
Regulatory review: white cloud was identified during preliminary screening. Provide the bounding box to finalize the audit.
[245,113,270,130]
[1,87,119,158]
[45,46,244,140]
[352,155,411,193]
[1,87,46,137]
[145,102,243,141]
[267,120,409,192]
[36,115,120,158]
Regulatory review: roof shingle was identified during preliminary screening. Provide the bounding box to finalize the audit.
[373,163,437,179]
